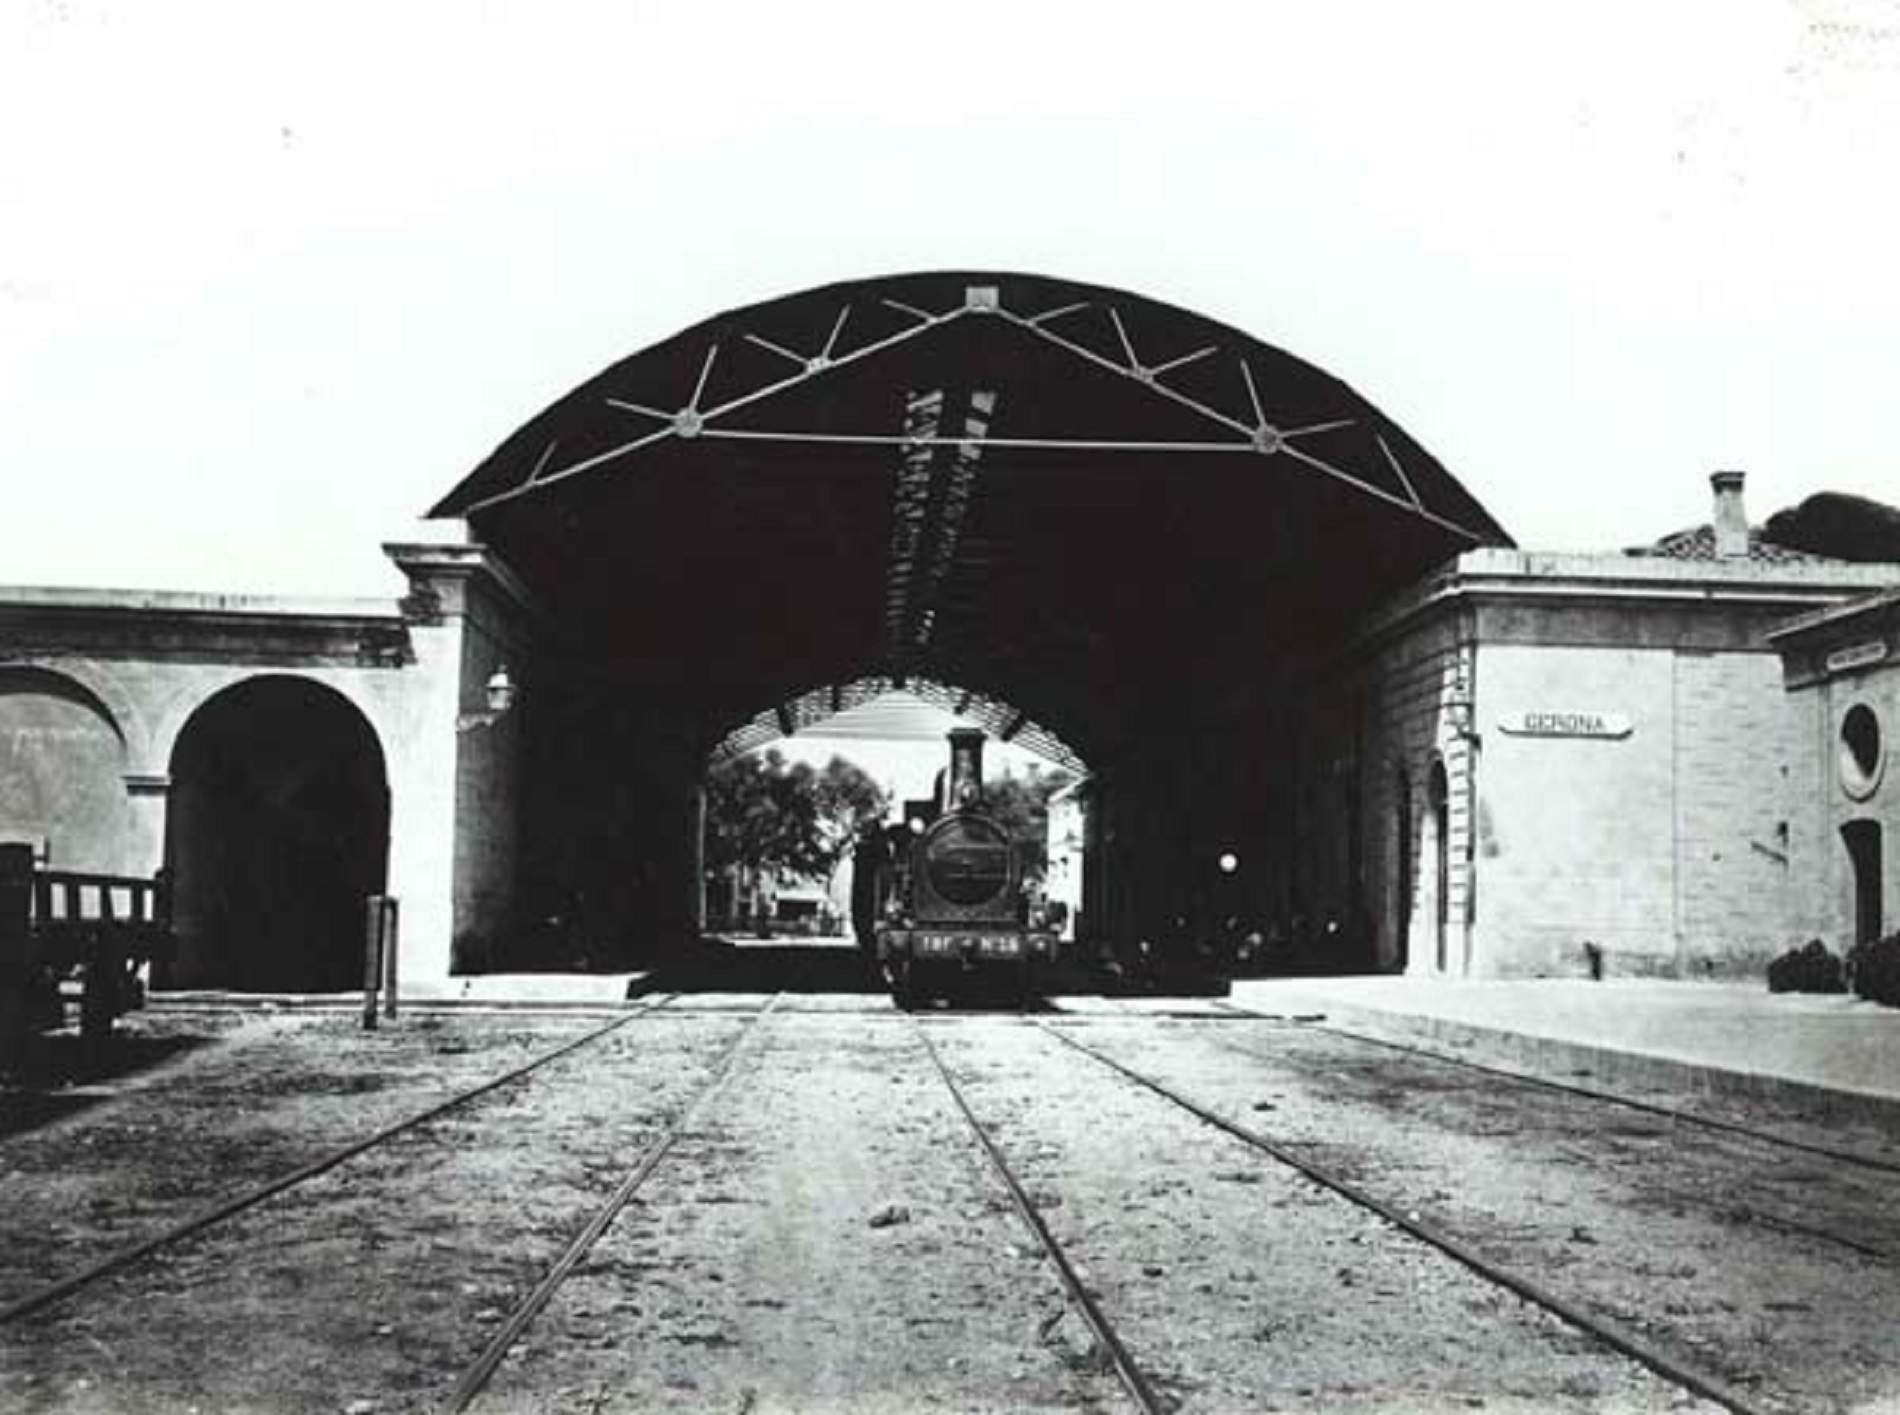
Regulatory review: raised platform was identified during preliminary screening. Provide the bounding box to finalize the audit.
[1233,975,1900,1126]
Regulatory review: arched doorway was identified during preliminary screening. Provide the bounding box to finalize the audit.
[1426,758,1450,974]
[165,676,389,992]
[0,666,133,873]
[1842,819,1883,947]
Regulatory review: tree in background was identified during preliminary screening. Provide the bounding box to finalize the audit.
[981,762,1075,883]
[703,750,888,926]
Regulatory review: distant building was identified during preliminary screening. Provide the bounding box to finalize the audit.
[1769,585,1899,953]
[1044,780,1088,942]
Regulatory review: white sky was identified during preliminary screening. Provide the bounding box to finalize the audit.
[4,1,1898,597]
[764,692,1072,803]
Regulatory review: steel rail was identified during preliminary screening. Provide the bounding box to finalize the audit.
[1214,1002,1900,1177]
[1173,1004,1900,1261]
[442,992,783,1413]
[1035,1021,1773,1415]
[911,1021,1172,1415]
[0,995,681,1327]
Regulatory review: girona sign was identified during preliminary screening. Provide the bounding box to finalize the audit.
[1497,710,1633,739]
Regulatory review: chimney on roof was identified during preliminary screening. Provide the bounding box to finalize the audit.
[1711,470,1749,559]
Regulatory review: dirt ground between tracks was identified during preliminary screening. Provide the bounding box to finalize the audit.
[2,1002,1874,1412]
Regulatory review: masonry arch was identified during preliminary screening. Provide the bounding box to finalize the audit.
[0,665,135,873]
[1842,818,1883,947]
[164,675,390,991]
[431,271,1510,970]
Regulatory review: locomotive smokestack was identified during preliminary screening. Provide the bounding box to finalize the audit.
[946,728,986,810]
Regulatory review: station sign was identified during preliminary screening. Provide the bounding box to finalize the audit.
[1497,710,1632,739]
[1825,640,1889,675]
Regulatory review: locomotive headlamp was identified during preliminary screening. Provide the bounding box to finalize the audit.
[909,818,926,835]
[1218,851,1240,875]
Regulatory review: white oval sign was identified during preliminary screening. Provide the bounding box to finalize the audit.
[1498,710,1632,739]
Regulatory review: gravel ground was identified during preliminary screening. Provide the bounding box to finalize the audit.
[2,996,1891,1412]
[1051,1012,1900,1413]
[480,1011,1120,1414]
[0,1007,720,1412]
[932,1019,1713,1415]
[0,1009,611,1305]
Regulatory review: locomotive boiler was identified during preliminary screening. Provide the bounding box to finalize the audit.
[859,728,1055,1008]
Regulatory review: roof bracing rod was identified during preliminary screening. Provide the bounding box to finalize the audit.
[459,282,1489,544]
[462,298,967,516]
[995,305,1487,543]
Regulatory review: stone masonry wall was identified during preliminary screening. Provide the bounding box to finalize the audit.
[1354,610,1475,975]
[1672,651,1805,972]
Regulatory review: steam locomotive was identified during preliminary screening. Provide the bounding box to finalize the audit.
[852,728,1057,1008]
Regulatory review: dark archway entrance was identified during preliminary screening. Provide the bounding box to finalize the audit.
[1843,819,1883,947]
[164,676,389,992]
[430,272,1510,969]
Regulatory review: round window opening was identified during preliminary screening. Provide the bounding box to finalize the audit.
[1839,703,1884,800]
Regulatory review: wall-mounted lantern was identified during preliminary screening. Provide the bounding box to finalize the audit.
[457,665,518,732]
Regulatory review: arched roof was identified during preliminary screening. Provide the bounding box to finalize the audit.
[432,271,1510,763]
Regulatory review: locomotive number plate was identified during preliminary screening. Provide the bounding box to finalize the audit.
[916,932,1023,957]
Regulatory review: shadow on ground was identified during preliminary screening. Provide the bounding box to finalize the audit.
[0,1032,214,1140]
[631,937,1228,1007]
[637,940,887,996]
[636,938,1070,1009]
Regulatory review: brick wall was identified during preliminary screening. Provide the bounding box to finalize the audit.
[1350,611,1475,974]
[1474,644,1678,975]
[1671,652,1803,971]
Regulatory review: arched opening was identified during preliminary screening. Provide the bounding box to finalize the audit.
[0,667,133,873]
[682,682,1085,992]
[1842,819,1883,947]
[164,676,389,992]
[1393,767,1412,971]
[428,271,1511,978]
[1426,758,1450,974]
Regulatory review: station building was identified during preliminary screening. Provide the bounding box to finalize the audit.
[1,272,1895,992]
[1769,584,1900,958]
[1282,472,1898,980]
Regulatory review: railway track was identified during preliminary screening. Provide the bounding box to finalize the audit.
[911,1018,1174,1415]
[1210,999,1900,1177]
[443,991,784,1412]
[1034,1018,1773,1415]
[1177,1002,1900,1263]
[0,992,684,1327]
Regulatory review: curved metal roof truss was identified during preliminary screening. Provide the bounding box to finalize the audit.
[432,272,1510,768]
